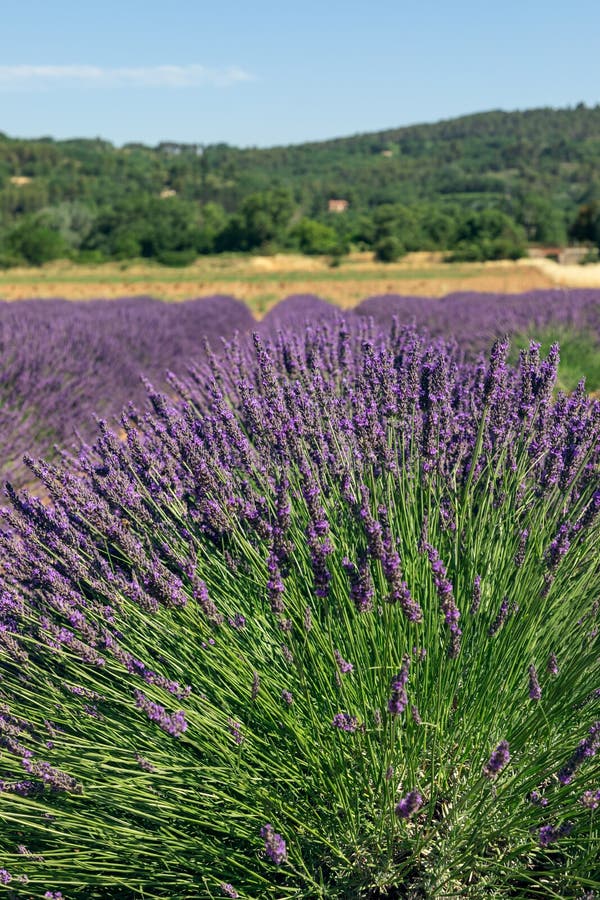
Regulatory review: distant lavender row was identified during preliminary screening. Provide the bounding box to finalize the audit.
[259,289,600,356]
[0,295,253,484]
[354,289,600,355]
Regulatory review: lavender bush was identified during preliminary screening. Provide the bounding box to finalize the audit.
[0,295,253,486]
[0,319,599,897]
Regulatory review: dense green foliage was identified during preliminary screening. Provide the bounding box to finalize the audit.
[2,104,600,264]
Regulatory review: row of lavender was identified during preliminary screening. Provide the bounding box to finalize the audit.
[1,289,599,487]
[0,318,598,897]
[0,296,254,485]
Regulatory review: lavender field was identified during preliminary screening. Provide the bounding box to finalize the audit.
[1,289,599,489]
[0,295,253,485]
[0,291,599,898]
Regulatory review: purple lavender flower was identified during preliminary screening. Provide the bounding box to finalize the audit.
[470,574,482,615]
[220,883,239,898]
[135,754,155,773]
[424,543,461,655]
[0,870,12,885]
[558,722,600,785]
[260,824,287,865]
[332,712,358,732]
[134,692,187,737]
[342,556,374,613]
[388,656,410,716]
[395,790,423,819]
[488,596,510,637]
[484,740,510,778]
[227,719,244,746]
[580,789,600,810]
[280,644,294,665]
[538,822,572,847]
[281,690,293,706]
[514,529,529,568]
[529,791,548,807]
[228,613,246,629]
[303,605,313,631]
[539,824,560,848]
[547,653,559,676]
[44,893,63,900]
[529,665,542,701]
[545,523,571,571]
[334,649,353,674]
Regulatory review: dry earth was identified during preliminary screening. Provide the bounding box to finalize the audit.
[0,252,598,317]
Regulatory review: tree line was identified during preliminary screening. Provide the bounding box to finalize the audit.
[1,104,600,266]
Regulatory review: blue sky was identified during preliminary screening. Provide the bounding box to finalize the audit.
[1,0,600,148]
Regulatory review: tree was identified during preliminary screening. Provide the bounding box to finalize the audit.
[374,235,405,262]
[570,202,600,247]
[288,218,339,255]
[6,221,69,265]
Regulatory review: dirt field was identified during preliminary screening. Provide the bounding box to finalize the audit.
[1,252,599,317]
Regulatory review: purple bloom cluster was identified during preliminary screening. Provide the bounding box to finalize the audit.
[134,691,188,737]
[580,789,600,810]
[539,822,572,847]
[484,740,511,778]
[395,790,424,819]
[547,653,559,676]
[342,555,375,613]
[332,712,358,733]
[334,649,353,674]
[260,824,287,865]
[528,665,542,702]
[388,656,410,717]
[227,719,244,746]
[558,722,600,785]
[424,543,461,656]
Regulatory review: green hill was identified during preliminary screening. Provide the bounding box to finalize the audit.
[2,104,600,265]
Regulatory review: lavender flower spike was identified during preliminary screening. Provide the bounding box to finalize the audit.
[332,712,358,732]
[558,721,600,785]
[484,740,510,778]
[528,665,542,701]
[260,824,287,865]
[388,656,410,716]
[395,790,423,819]
[334,649,353,674]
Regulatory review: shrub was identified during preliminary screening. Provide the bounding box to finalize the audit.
[374,235,405,262]
[287,219,340,256]
[0,323,599,897]
[156,248,198,267]
[6,223,69,265]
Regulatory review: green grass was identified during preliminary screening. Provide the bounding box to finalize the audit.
[511,327,600,394]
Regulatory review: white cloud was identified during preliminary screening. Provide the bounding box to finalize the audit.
[0,64,254,90]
